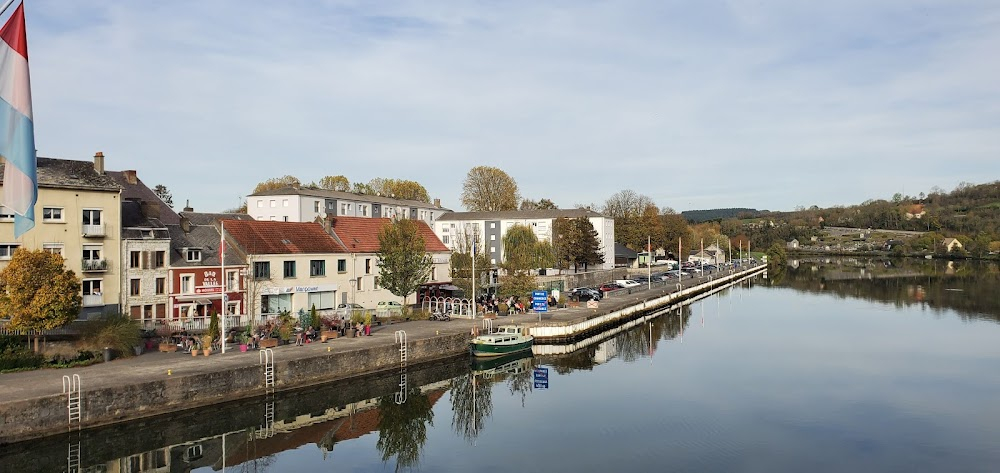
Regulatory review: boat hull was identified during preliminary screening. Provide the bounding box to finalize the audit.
[470,339,533,357]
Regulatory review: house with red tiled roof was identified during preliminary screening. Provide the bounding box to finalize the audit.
[322,216,451,309]
[223,217,450,318]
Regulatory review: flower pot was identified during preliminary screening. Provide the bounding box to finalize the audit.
[133,345,143,356]
[240,344,248,352]
[192,349,200,357]
[203,348,212,356]
[321,330,338,342]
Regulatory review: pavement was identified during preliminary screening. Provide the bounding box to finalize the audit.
[0,267,762,407]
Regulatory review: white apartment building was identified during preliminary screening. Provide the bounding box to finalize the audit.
[246,187,449,227]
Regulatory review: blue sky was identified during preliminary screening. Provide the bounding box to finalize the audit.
[17,0,1000,213]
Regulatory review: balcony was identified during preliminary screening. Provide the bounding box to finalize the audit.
[82,223,106,237]
[81,259,109,272]
[82,294,103,307]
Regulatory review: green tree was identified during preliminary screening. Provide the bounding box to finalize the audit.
[0,249,82,352]
[318,175,351,191]
[765,243,787,269]
[376,389,434,471]
[153,184,174,208]
[461,166,520,211]
[377,219,433,306]
[520,198,558,210]
[499,225,550,296]
[253,175,301,194]
[553,217,605,271]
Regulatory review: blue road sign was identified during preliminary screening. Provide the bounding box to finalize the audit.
[532,290,548,312]
[533,367,549,389]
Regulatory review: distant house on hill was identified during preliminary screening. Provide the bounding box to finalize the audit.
[787,239,800,249]
[942,238,963,253]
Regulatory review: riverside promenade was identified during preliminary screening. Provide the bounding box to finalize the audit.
[0,265,766,443]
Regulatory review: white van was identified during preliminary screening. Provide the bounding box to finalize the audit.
[614,279,641,288]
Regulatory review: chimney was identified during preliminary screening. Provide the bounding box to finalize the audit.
[123,170,137,185]
[180,215,191,233]
[183,199,193,212]
[433,198,441,208]
[93,152,105,174]
[323,213,336,232]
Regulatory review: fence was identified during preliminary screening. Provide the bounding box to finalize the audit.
[420,297,474,318]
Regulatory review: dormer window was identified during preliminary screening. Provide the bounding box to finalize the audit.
[185,248,202,262]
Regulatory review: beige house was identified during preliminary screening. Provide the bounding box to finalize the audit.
[942,238,963,253]
[0,153,122,319]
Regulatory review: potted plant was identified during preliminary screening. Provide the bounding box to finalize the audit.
[202,335,213,356]
[237,332,249,352]
[156,324,177,352]
[320,315,338,342]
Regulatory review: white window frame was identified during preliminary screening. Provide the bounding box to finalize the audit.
[82,245,102,261]
[42,207,64,222]
[185,248,202,262]
[42,243,64,256]
[82,208,102,225]
[0,206,13,221]
[0,243,20,260]
[82,279,102,295]
[180,275,193,294]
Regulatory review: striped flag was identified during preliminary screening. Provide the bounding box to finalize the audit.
[0,2,36,237]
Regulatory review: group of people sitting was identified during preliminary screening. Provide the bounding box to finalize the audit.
[476,294,527,315]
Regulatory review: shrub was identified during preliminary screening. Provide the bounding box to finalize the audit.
[0,347,44,371]
[82,313,142,357]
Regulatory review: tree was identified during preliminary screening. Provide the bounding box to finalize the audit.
[153,184,174,208]
[0,249,82,352]
[449,228,491,297]
[318,175,351,191]
[377,219,433,306]
[461,166,520,211]
[553,217,605,271]
[252,175,301,194]
[602,189,656,250]
[520,198,558,210]
[499,225,551,296]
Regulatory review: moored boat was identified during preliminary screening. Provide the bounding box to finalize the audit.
[470,325,533,357]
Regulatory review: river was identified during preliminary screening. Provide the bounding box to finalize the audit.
[4,257,999,472]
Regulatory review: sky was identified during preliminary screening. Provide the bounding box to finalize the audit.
[15,0,1000,213]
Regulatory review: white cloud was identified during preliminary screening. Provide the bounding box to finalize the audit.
[21,0,1000,212]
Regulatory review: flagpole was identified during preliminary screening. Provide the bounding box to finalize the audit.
[220,220,226,354]
[471,235,476,319]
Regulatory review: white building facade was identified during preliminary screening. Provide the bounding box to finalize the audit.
[246,187,449,227]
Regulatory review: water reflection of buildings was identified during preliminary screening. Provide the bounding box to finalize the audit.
[87,382,450,473]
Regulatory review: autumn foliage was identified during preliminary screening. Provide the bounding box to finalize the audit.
[0,249,82,348]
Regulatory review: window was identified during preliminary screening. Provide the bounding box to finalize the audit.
[185,248,202,262]
[155,277,166,295]
[283,216,289,222]
[261,293,291,314]
[154,251,165,268]
[490,234,496,241]
[254,261,270,279]
[42,207,63,222]
[129,251,141,268]
[82,209,101,225]
[0,206,13,221]
[256,200,263,208]
[42,243,64,256]
[283,260,296,278]
[337,259,347,273]
[270,200,276,208]
[365,258,372,274]
[226,270,238,291]
[431,267,437,280]
[82,245,101,261]
[282,199,289,207]
[359,205,368,217]
[490,222,496,229]
[129,279,140,296]
[374,276,381,290]
[306,291,335,310]
[442,235,450,244]
[356,277,364,291]
[314,201,320,212]
[0,243,20,260]
[180,275,193,294]
[310,259,325,277]
[83,279,102,295]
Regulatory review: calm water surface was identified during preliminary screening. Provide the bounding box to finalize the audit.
[7,258,1000,472]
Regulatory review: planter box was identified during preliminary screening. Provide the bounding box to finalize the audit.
[159,342,177,353]
[321,330,338,342]
[259,338,278,349]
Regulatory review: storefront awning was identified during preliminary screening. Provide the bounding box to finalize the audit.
[196,298,213,305]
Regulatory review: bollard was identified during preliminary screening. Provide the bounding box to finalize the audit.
[327,347,331,352]
[167,369,172,376]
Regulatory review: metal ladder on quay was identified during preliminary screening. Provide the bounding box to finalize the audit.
[395,330,407,368]
[62,374,82,427]
[259,348,275,388]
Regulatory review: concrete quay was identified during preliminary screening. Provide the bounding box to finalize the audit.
[0,265,765,444]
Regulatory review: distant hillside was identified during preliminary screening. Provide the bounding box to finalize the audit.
[682,208,761,223]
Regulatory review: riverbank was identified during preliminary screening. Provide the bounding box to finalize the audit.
[0,265,766,444]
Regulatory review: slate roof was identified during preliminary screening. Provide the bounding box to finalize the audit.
[224,220,346,255]
[0,157,120,191]
[180,212,254,226]
[107,170,181,226]
[166,223,245,267]
[436,209,606,221]
[615,242,638,258]
[121,200,171,239]
[329,216,449,253]
[251,186,449,211]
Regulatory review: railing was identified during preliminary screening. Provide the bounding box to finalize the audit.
[82,223,105,237]
[81,259,109,272]
[0,319,39,336]
[421,297,474,318]
[82,294,103,307]
[140,314,270,333]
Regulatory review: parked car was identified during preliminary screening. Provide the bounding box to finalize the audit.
[377,301,403,308]
[570,287,603,301]
[599,283,623,292]
[337,303,364,310]
[614,279,641,288]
